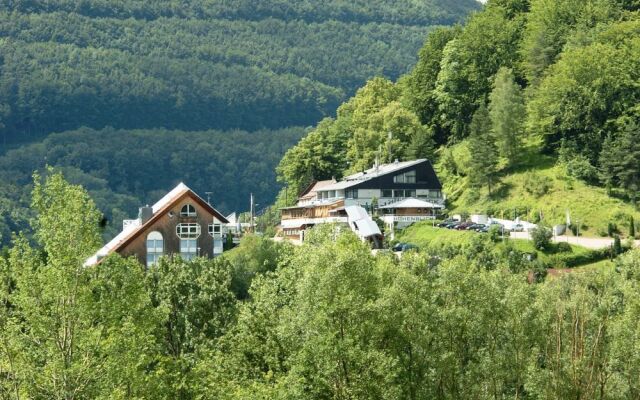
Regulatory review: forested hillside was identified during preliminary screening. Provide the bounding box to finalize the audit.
[0,126,305,244]
[278,0,640,233]
[0,0,479,246]
[0,0,479,143]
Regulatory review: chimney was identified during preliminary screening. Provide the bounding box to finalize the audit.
[138,205,153,224]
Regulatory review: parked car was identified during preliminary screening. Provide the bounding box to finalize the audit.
[467,223,485,231]
[511,224,524,232]
[393,243,419,252]
[437,219,456,228]
[446,222,461,229]
[455,221,475,230]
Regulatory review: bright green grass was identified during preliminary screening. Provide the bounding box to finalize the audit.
[397,223,596,267]
[439,142,640,238]
[573,259,616,273]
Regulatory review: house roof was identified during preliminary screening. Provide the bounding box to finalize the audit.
[85,183,228,266]
[320,159,431,191]
[378,198,445,209]
[298,179,337,199]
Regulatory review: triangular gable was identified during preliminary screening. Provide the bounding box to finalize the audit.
[86,183,228,265]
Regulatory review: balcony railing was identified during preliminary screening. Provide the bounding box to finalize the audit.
[381,215,436,224]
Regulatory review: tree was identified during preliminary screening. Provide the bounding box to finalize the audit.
[434,6,525,140]
[467,104,499,194]
[599,119,640,204]
[3,170,160,399]
[402,26,460,146]
[489,67,525,166]
[527,24,640,159]
[145,256,237,399]
[531,225,552,250]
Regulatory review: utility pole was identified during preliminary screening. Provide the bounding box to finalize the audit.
[250,193,255,233]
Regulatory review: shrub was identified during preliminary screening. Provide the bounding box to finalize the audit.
[488,224,503,242]
[608,222,618,237]
[530,260,549,283]
[614,235,623,255]
[523,172,551,198]
[531,226,553,251]
[564,155,599,184]
[555,242,572,253]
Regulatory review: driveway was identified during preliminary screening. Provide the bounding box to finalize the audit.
[510,232,640,250]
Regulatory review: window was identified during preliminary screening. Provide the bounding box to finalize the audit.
[180,239,198,261]
[213,239,223,255]
[382,189,393,198]
[393,170,417,184]
[146,231,163,266]
[209,223,223,237]
[346,189,358,199]
[391,189,416,199]
[176,223,201,239]
[180,204,196,217]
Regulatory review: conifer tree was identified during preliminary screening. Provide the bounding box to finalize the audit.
[489,67,525,166]
[468,103,499,195]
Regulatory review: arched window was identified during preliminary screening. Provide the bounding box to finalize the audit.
[181,204,196,217]
[146,231,163,266]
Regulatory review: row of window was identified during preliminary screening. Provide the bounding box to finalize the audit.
[382,189,416,198]
[146,222,224,266]
[393,170,417,184]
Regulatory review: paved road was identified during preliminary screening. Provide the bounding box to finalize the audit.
[510,232,640,250]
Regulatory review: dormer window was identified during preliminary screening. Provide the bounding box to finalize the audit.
[181,204,196,217]
[393,170,416,184]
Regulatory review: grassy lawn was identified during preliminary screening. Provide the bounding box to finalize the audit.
[397,222,600,268]
[573,259,616,273]
[438,142,640,238]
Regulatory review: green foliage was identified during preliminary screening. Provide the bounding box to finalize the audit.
[523,171,551,197]
[467,103,499,194]
[630,215,636,238]
[531,225,553,250]
[0,126,304,245]
[223,234,293,300]
[401,26,461,145]
[434,5,525,140]
[488,224,503,242]
[277,77,434,191]
[0,171,162,398]
[488,67,525,166]
[527,21,640,158]
[0,0,481,143]
[600,118,640,203]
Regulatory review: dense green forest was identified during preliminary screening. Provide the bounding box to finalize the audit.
[0,0,479,246]
[0,126,305,245]
[2,173,640,399]
[277,0,640,216]
[0,0,479,142]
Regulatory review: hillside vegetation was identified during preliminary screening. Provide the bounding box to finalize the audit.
[0,0,479,143]
[0,126,305,244]
[278,0,640,236]
[4,178,640,398]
